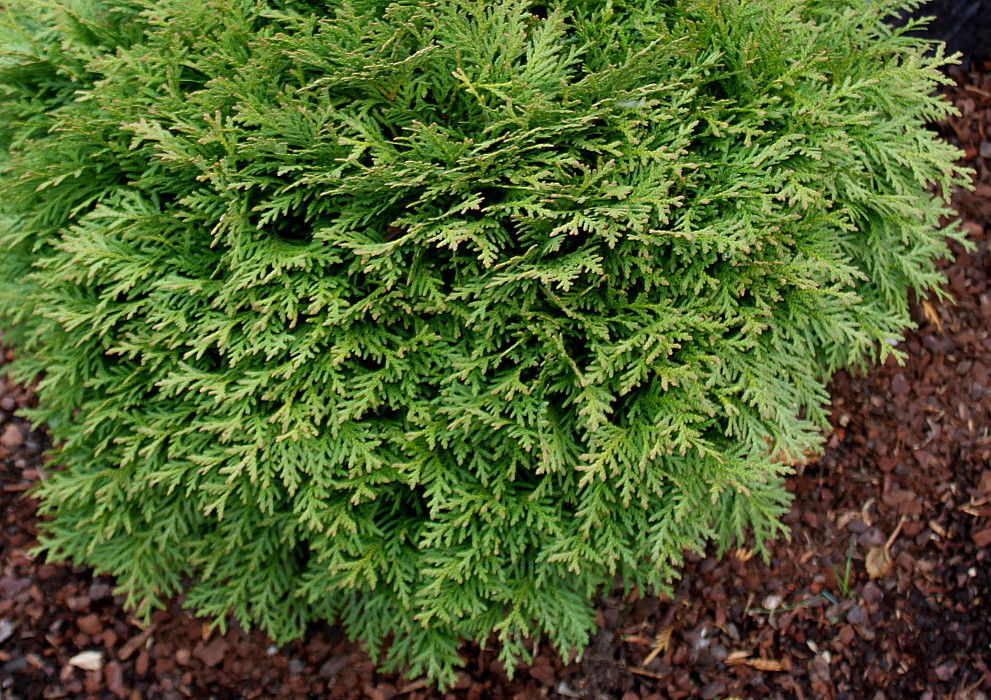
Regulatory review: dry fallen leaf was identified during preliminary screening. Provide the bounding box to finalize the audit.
[835,510,861,532]
[861,497,875,528]
[866,515,906,579]
[68,650,104,671]
[641,626,673,667]
[865,545,893,579]
[734,547,754,563]
[922,300,944,333]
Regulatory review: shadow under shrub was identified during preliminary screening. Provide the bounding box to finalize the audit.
[0,0,969,686]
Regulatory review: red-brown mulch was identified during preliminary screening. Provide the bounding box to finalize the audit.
[3,62,991,700]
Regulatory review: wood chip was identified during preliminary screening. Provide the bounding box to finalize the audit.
[978,471,991,498]
[726,649,751,665]
[68,650,104,671]
[748,658,785,672]
[928,519,948,538]
[397,678,428,694]
[527,663,555,686]
[972,528,991,548]
[628,665,667,680]
[118,625,156,661]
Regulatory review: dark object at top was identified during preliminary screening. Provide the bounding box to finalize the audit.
[899,0,991,62]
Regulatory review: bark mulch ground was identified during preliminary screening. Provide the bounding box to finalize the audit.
[3,61,991,700]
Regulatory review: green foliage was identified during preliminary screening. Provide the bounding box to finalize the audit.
[0,0,968,686]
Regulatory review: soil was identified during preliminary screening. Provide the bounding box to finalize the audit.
[3,61,991,700]
[901,0,991,62]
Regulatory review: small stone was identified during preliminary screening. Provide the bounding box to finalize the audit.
[934,661,956,682]
[700,681,727,699]
[0,619,14,643]
[862,582,883,606]
[366,686,396,700]
[846,518,868,534]
[318,655,349,678]
[846,605,866,626]
[981,141,991,159]
[0,397,15,411]
[3,657,29,674]
[89,583,112,601]
[977,471,991,497]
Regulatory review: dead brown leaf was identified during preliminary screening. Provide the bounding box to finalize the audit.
[865,545,893,579]
[861,498,875,528]
[922,300,944,333]
[734,547,754,562]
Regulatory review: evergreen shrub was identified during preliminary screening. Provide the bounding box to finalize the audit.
[0,0,969,685]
